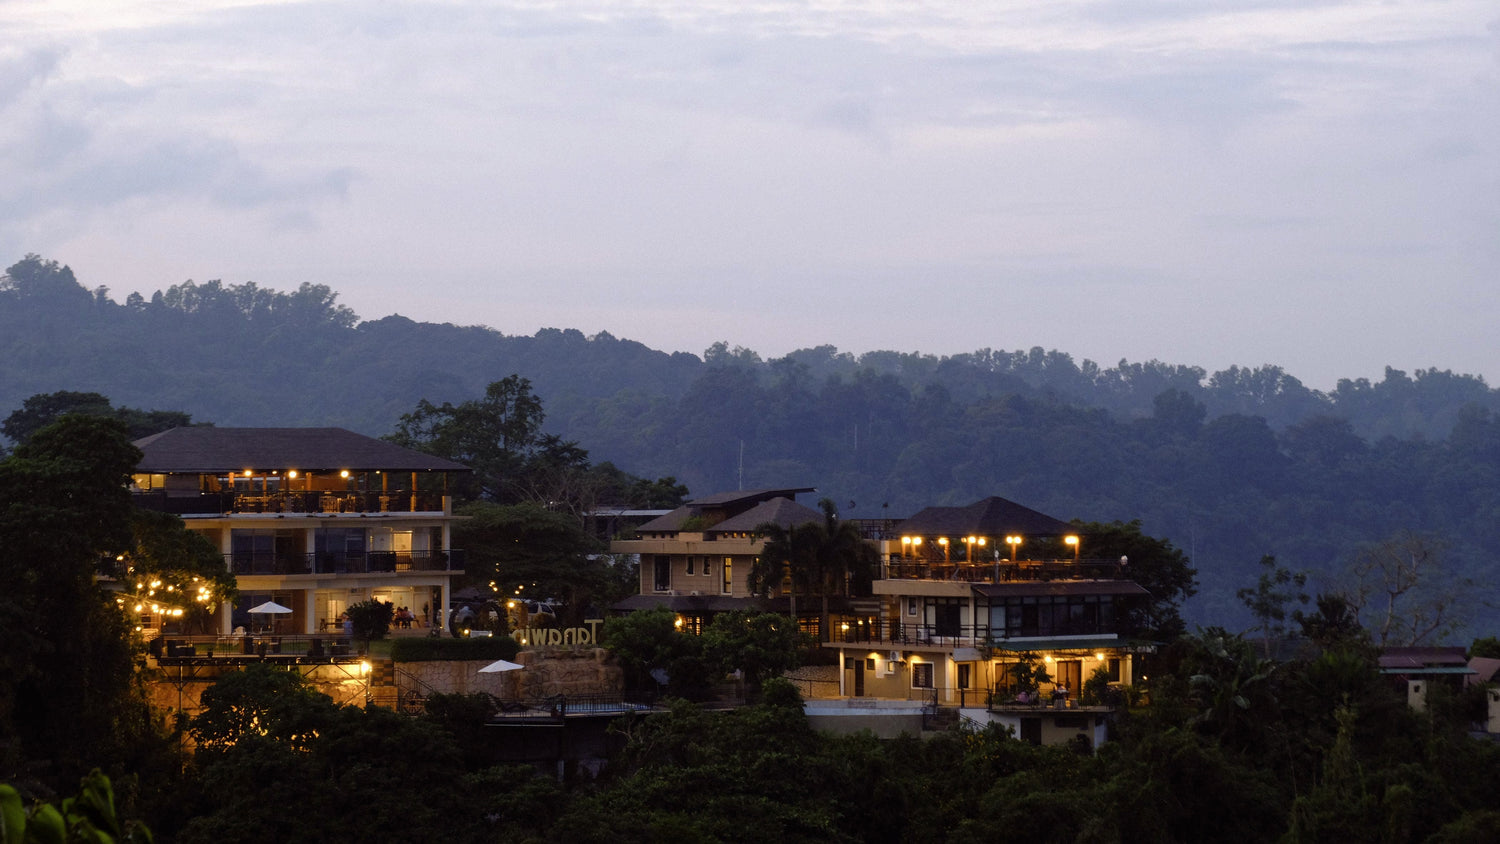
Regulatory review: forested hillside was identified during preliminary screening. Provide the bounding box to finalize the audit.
[5,254,1499,634]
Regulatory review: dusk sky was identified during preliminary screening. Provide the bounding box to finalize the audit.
[2,1,1496,389]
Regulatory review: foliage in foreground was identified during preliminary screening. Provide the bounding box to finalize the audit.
[0,769,153,843]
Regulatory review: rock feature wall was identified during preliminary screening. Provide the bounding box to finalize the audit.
[397,648,622,700]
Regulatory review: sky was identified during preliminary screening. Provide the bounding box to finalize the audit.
[1,1,1497,390]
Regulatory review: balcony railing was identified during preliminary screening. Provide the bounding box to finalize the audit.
[225,549,465,576]
[824,618,1119,647]
[132,490,448,516]
[882,558,1124,583]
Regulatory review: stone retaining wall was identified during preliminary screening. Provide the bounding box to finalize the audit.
[399,648,622,698]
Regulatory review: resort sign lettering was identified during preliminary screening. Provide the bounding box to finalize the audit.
[518,618,604,648]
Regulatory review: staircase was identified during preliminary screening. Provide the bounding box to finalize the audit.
[923,705,961,732]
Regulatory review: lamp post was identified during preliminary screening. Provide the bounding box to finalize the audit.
[1005,535,1022,562]
[1064,534,1079,564]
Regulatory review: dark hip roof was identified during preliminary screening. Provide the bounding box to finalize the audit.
[133,427,470,473]
[711,497,823,533]
[686,487,816,507]
[635,487,820,533]
[896,496,1077,537]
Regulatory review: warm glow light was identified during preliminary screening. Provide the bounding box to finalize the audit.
[243,469,253,476]
[1043,655,1053,662]
[288,470,298,479]
[1095,652,1106,661]
[1064,535,1079,547]
[359,661,371,675]
[340,469,350,478]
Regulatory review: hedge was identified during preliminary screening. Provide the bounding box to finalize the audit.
[390,635,520,663]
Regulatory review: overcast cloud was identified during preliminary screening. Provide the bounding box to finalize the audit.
[2,0,1496,388]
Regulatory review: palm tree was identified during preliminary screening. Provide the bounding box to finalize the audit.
[751,499,879,640]
[810,498,879,636]
[749,519,821,625]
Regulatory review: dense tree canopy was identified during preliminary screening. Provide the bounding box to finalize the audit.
[455,501,634,625]
[0,416,151,790]
[1,390,195,448]
[8,257,1500,632]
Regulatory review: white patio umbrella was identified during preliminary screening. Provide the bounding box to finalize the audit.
[248,601,293,615]
[478,659,525,673]
[248,601,293,633]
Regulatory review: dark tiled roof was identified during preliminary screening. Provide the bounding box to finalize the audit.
[635,506,696,533]
[712,497,823,533]
[687,487,816,507]
[133,427,470,473]
[896,496,1076,537]
[1377,647,1470,670]
[634,487,819,533]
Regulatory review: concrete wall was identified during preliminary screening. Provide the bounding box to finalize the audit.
[967,706,1109,751]
[804,700,927,739]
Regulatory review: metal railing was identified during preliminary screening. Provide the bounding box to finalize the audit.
[132,490,449,516]
[225,548,464,576]
[882,558,1125,583]
[482,690,661,720]
[824,618,1118,646]
[148,633,363,661]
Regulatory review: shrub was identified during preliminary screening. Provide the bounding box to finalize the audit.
[391,635,520,662]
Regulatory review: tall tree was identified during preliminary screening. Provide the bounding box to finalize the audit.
[749,519,820,625]
[119,510,239,635]
[455,501,629,624]
[1343,531,1474,647]
[2,391,195,447]
[750,499,878,638]
[1072,519,1197,641]
[388,374,550,502]
[0,416,148,788]
[1236,555,1309,658]
[809,498,879,634]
